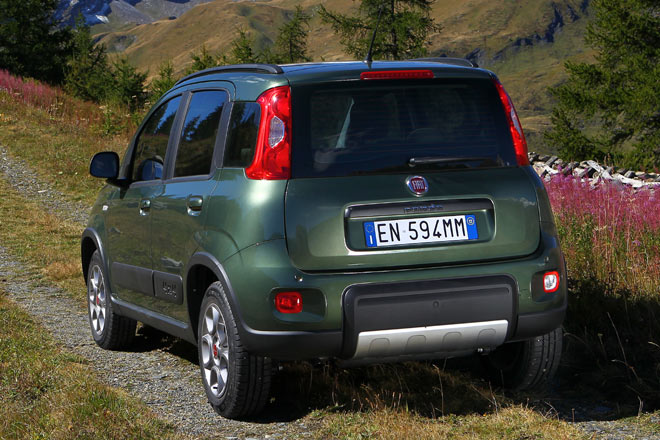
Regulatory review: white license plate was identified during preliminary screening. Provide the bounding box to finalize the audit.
[363,214,478,248]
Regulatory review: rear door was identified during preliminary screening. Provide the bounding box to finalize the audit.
[285,77,540,271]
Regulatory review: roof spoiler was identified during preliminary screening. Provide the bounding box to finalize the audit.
[408,57,478,68]
[175,63,284,86]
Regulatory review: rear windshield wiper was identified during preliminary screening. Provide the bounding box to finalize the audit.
[408,156,501,167]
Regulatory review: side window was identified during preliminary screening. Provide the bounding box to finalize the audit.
[132,96,181,182]
[174,90,228,177]
[224,102,261,167]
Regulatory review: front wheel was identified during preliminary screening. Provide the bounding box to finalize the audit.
[198,281,271,419]
[483,327,562,391]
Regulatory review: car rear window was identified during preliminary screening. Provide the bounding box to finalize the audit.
[291,78,516,178]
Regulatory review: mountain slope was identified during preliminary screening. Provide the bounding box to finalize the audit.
[95,0,593,153]
[56,0,214,28]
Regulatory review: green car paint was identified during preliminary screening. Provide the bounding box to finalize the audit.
[82,60,567,417]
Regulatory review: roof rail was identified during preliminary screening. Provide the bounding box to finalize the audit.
[175,63,284,86]
[409,57,478,68]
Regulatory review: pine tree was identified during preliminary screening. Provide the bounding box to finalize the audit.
[273,6,311,64]
[150,60,177,100]
[319,0,440,60]
[0,0,72,83]
[186,45,218,74]
[226,29,259,64]
[64,16,111,102]
[545,0,660,169]
[109,57,148,112]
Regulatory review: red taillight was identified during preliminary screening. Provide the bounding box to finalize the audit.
[275,291,303,314]
[492,78,529,166]
[360,70,434,80]
[543,271,560,293]
[245,85,292,180]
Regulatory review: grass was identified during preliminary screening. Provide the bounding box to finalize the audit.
[0,291,177,439]
[315,407,583,439]
[0,176,84,303]
[546,174,660,407]
[267,361,585,439]
[2,71,659,438]
[0,72,134,206]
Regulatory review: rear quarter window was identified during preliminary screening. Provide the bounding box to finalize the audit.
[224,102,261,167]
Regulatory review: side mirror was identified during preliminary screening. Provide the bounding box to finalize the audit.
[90,152,119,179]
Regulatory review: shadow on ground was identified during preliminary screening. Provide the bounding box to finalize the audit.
[123,278,659,425]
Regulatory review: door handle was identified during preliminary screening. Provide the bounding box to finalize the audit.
[187,196,203,213]
[139,199,151,215]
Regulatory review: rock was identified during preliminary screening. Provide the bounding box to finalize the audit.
[541,165,559,177]
[545,155,558,167]
[562,162,576,176]
[539,155,550,162]
[624,170,635,178]
[528,152,539,162]
[586,160,604,173]
[578,167,596,178]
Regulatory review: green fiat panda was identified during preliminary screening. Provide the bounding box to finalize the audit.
[82,60,566,419]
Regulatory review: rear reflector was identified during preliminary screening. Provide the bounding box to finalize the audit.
[492,78,529,166]
[543,271,559,293]
[246,86,292,180]
[360,70,434,80]
[275,291,303,314]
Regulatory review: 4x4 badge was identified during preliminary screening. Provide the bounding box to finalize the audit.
[406,176,428,196]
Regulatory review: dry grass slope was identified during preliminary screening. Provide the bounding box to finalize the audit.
[96,0,593,154]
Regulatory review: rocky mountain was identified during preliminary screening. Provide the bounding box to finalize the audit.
[55,0,214,27]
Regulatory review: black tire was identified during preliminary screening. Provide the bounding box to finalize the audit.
[483,327,562,391]
[86,250,136,350]
[198,281,272,419]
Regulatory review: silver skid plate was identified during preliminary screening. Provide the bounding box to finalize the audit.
[352,320,508,360]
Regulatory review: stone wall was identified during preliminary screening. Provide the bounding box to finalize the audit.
[528,152,660,189]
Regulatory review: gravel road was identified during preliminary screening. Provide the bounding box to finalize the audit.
[0,145,91,225]
[0,144,657,439]
[0,144,316,439]
[0,246,316,439]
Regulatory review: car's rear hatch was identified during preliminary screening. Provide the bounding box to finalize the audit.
[285,75,540,272]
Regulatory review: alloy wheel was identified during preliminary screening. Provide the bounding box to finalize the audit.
[88,265,106,335]
[200,303,230,397]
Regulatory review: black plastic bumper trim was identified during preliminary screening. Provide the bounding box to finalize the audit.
[511,299,567,341]
[341,275,517,358]
[112,297,195,344]
[239,328,343,360]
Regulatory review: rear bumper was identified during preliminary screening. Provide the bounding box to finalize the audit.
[239,297,566,361]
[222,232,567,361]
[235,273,566,361]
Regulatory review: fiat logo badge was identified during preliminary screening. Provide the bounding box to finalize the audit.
[406,176,428,196]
